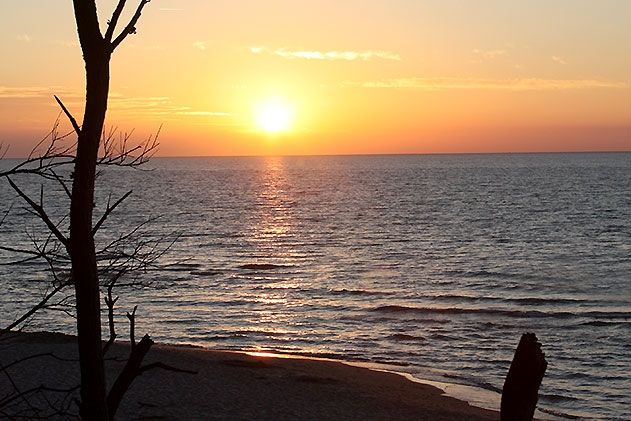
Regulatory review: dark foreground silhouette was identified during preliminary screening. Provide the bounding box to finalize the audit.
[501,333,548,421]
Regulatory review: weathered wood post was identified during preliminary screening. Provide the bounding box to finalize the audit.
[501,333,547,421]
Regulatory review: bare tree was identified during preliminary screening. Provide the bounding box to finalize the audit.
[0,1,177,419]
[70,2,152,417]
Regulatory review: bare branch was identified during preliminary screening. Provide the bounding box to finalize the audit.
[0,121,75,180]
[50,170,72,199]
[126,305,138,348]
[102,269,127,355]
[0,247,41,260]
[111,0,151,51]
[54,96,81,136]
[96,216,161,255]
[0,384,80,410]
[0,353,77,373]
[92,190,132,235]
[105,0,128,43]
[6,178,69,247]
[1,282,69,334]
[97,126,160,168]
[0,204,12,227]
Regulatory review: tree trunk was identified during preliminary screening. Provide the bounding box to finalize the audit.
[71,3,112,418]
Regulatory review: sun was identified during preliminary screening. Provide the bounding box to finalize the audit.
[255,99,294,134]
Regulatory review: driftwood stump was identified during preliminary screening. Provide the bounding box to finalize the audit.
[501,333,547,421]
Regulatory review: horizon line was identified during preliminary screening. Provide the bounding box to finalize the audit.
[136,150,631,159]
[2,150,631,160]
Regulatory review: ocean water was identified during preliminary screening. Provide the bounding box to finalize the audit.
[1,153,630,419]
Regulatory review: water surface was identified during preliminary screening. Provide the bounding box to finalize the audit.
[1,153,629,419]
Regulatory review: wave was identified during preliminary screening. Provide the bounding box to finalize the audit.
[426,293,588,306]
[441,373,502,394]
[330,288,392,296]
[441,268,565,284]
[238,263,295,271]
[371,305,631,320]
[387,333,425,342]
[189,269,222,277]
[164,262,203,271]
[227,329,293,338]
[579,320,631,327]
[539,393,580,403]
[537,406,582,420]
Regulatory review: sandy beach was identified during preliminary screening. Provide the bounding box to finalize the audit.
[1,331,498,420]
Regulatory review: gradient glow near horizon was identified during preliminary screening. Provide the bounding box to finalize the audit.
[1,0,630,157]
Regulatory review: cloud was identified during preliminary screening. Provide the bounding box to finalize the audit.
[472,49,506,59]
[552,56,567,65]
[193,41,210,51]
[108,95,232,120]
[0,86,77,99]
[0,88,230,121]
[346,77,628,91]
[176,111,232,117]
[471,49,506,64]
[250,47,401,61]
[16,34,31,42]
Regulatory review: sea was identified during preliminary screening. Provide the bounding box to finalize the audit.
[1,153,629,419]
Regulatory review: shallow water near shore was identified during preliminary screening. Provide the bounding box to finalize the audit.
[1,153,630,419]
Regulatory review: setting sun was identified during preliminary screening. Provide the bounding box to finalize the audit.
[255,99,294,134]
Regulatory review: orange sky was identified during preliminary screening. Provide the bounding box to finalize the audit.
[1,0,630,157]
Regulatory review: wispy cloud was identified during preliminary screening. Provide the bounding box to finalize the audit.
[0,88,232,125]
[193,41,210,51]
[176,111,232,117]
[346,78,628,91]
[0,87,229,118]
[552,56,567,65]
[250,47,401,61]
[0,86,77,99]
[16,34,31,42]
[472,48,506,59]
[108,95,232,120]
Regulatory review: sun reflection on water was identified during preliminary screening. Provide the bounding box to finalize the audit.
[253,156,293,243]
[245,156,307,326]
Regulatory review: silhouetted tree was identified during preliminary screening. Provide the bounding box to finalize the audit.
[70,2,152,416]
[0,1,179,419]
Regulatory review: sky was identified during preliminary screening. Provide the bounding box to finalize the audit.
[1,0,630,157]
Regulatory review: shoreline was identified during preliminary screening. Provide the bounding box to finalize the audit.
[2,331,499,420]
